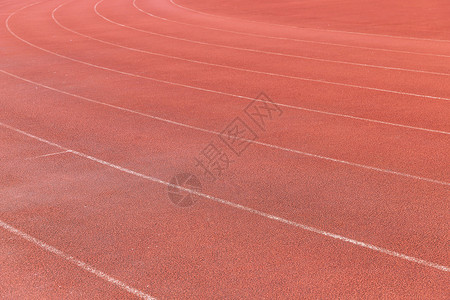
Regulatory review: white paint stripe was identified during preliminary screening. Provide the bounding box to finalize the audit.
[0,121,448,273]
[125,1,450,76]
[169,0,450,43]
[25,150,70,160]
[6,5,450,136]
[52,3,450,84]
[1,69,448,186]
[131,0,450,58]
[0,219,155,299]
[98,0,450,102]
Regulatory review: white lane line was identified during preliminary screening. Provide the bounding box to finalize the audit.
[131,0,450,58]
[1,69,449,186]
[25,150,70,160]
[91,1,449,77]
[95,1,450,102]
[0,121,448,273]
[169,0,450,43]
[53,2,450,83]
[0,219,155,299]
[6,5,450,136]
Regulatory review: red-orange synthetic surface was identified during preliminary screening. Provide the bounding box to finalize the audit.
[1,0,449,298]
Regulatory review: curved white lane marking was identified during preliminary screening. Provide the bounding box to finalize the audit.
[169,0,450,43]
[96,1,450,101]
[0,121,448,273]
[131,0,450,58]
[7,2,450,136]
[67,0,443,77]
[1,69,449,186]
[54,3,450,88]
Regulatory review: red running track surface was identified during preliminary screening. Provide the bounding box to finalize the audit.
[0,0,449,298]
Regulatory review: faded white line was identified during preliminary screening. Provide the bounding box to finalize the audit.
[0,120,448,273]
[25,150,70,160]
[1,69,448,186]
[169,0,450,43]
[84,0,446,77]
[99,0,450,101]
[130,0,450,58]
[6,5,450,136]
[0,219,155,299]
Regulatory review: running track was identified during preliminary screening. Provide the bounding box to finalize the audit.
[0,0,449,298]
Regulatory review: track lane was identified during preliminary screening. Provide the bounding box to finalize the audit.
[135,0,450,55]
[2,36,450,185]
[91,1,450,101]
[132,0,450,60]
[128,0,450,76]
[8,1,450,136]
[2,0,449,298]
[1,91,449,297]
[1,61,449,266]
[0,114,445,297]
[119,0,450,69]
[171,0,450,41]
[53,0,450,99]
[2,1,449,182]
